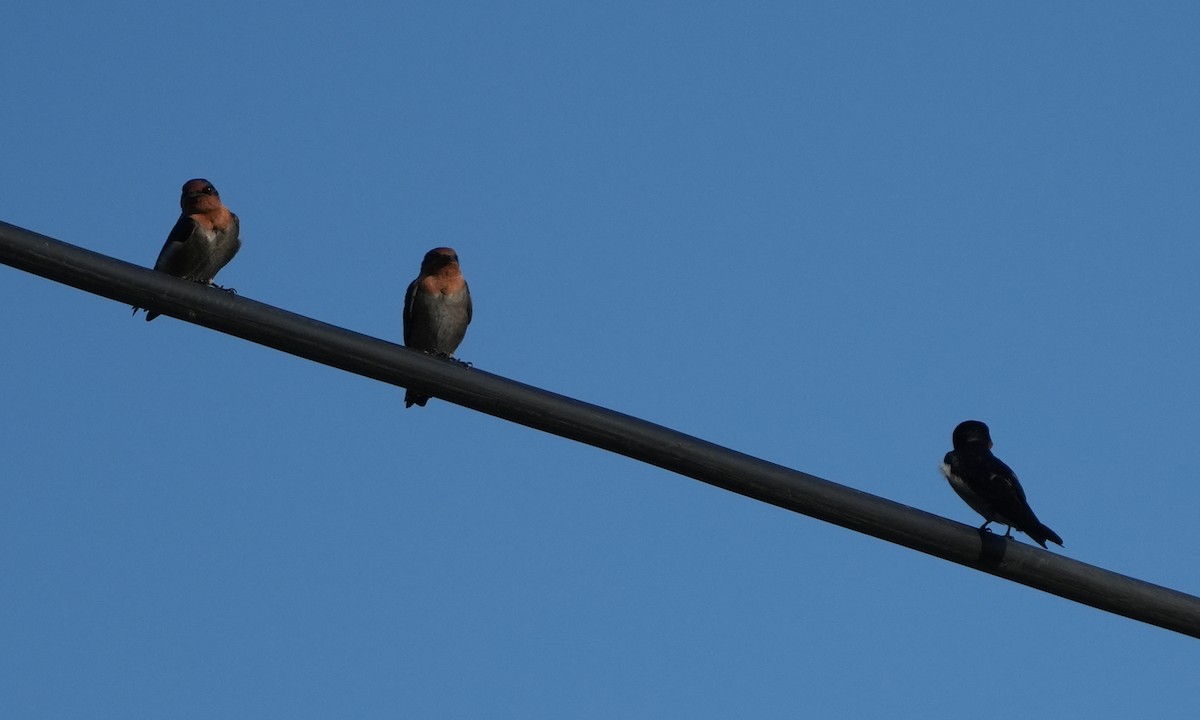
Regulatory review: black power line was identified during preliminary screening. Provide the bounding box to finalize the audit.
[3,218,1199,639]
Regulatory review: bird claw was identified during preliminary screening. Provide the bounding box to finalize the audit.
[201,280,237,296]
[419,350,472,368]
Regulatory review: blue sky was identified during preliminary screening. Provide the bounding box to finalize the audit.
[3,2,1199,717]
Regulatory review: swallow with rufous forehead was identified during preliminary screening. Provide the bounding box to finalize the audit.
[402,247,472,408]
[133,178,240,321]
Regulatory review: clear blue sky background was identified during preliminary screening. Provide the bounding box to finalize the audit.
[3,2,1198,717]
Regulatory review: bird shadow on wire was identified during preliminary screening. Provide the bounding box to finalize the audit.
[976,528,1009,567]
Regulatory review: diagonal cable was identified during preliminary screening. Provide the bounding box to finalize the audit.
[3,218,1198,639]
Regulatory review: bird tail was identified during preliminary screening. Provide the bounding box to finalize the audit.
[404,389,429,408]
[1027,522,1063,549]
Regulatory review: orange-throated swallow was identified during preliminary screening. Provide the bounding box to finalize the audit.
[940,420,1063,548]
[133,178,241,321]
[402,247,472,408]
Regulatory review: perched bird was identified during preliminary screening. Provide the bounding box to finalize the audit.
[133,178,241,321]
[402,247,472,408]
[939,420,1063,549]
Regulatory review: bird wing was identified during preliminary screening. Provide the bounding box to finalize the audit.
[463,281,473,324]
[225,213,242,262]
[402,277,420,346]
[152,214,199,275]
[976,454,1039,527]
[984,455,1029,501]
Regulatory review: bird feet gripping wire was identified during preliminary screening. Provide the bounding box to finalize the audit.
[446,352,472,369]
[429,350,472,368]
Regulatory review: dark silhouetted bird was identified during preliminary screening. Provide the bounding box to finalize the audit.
[134,178,241,321]
[940,420,1063,548]
[402,247,472,408]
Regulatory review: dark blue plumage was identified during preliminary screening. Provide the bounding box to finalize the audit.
[940,420,1063,549]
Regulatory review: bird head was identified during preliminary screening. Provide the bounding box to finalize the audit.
[420,247,461,273]
[180,179,221,213]
[951,420,993,450]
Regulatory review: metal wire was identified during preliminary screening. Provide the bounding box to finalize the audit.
[3,218,1198,639]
